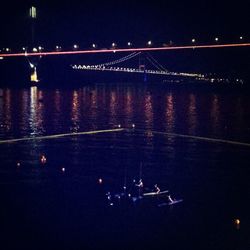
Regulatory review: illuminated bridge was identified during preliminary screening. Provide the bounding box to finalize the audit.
[0,42,249,84]
[71,51,207,81]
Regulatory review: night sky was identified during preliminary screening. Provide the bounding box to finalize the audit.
[1,0,250,49]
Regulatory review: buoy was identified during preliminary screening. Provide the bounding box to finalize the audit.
[234,219,240,225]
[40,155,47,164]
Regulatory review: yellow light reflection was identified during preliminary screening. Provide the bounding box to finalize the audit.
[71,90,80,132]
[165,93,175,132]
[188,94,197,134]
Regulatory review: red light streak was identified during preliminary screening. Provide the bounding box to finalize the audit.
[0,43,250,57]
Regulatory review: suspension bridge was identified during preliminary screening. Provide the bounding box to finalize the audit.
[0,5,249,84]
[71,51,207,81]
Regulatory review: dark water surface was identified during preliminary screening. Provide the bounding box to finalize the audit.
[0,83,249,250]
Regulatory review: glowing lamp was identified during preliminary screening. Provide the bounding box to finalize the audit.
[147,40,152,46]
[234,219,240,225]
[98,178,103,184]
[40,155,47,164]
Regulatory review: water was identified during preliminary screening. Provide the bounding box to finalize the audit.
[0,83,250,250]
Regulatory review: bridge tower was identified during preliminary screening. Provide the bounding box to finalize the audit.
[139,54,147,82]
[28,6,39,83]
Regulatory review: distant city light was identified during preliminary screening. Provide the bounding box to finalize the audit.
[33,47,38,52]
[147,40,152,46]
[5,48,10,52]
[38,46,43,51]
[29,6,37,19]
[22,47,26,51]
[92,44,96,48]
[73,44,79,49]
[127,42,132,46]
[215,37,219,42]
[56,46,62,50]
[192,39,196,43]
[240,36,243,40]
[112,42,116,47]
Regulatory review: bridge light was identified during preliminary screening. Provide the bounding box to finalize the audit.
[191,38,196,43]
[215,37,219,42]
[240,36,243,40]
[127,42,132,46]
[38,46,43,51]
[73,44,79,49]
[5,48,10,52]
[112,42,116,48]
[147,40,152,46]
[92,43,96,48]
[33,47,38,52]
[22,47,26,51]
[56,46,62,51]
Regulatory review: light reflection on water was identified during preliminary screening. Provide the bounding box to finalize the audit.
[0,84,250,143]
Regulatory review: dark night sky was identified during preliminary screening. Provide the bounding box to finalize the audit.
[1,0,250,49]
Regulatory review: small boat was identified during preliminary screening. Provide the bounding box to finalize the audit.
[143,190,169,197]
[158,199,183,207]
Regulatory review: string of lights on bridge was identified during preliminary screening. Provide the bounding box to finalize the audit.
[0,37,249,58]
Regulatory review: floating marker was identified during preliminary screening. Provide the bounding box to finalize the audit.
[40,155,47,164]
[234,219,240,225]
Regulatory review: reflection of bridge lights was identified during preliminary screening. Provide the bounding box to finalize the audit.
[166,94,174,131]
